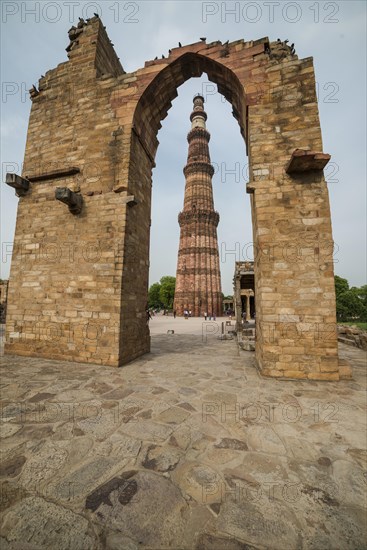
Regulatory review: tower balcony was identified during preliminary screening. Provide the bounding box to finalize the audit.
[190,110,207,123]
[183,161,215,177]
[187,127,211,143]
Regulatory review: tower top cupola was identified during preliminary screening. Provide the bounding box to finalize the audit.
[190,94,207,129]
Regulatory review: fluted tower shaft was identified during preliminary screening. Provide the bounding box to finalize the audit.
[174,95,223,317]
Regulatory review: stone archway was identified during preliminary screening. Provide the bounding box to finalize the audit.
[5,16,346,380]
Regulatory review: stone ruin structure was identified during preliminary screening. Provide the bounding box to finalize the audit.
[337,325,367,351]
[234,261,255,325]
[4,16,350,380]
[174,95,222,317]
[234,261,255,352]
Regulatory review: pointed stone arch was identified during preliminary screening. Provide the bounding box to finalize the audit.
[4,17,347,380]
[132,50,247,160]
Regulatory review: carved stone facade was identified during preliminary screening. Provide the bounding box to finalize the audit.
[4,17,348,379]
[174,96,222,317]
[234,261,255,326]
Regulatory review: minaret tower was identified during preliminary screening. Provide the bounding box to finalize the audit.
[174,95,223,317]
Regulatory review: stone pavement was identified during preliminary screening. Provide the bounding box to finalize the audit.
[0,319,366,549]
[149,315,234,336]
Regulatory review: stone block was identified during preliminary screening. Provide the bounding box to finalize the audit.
[285,149,331,174]
[283,370,308,379]
[308,372,339,381]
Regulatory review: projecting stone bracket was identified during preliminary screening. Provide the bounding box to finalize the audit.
[112,185,137,206]
[55,187,83,215]
[285,149,331,175]
[5,173,30,197]
[246,180,272,194]
[246,181,256,194]
[123,195,138,207]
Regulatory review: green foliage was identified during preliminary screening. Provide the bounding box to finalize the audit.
[360,285,367,305]
[337,291,365,321]
[339,322,367,330]
[159,276,176,309]
[334,275,349,297]
[351,284,367,306]
[148,282,162,309]
[335,276,367,322]
[148,276,176,309]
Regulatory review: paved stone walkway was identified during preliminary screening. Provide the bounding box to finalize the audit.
[0,321,366,549]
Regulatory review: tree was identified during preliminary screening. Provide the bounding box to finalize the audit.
[335,276,367,322]
[351,285,367,306]
[337,291,365,321]
[148,282,162,309]
[159,276,176,309]
[148,276,176,310]
[350,285,367,321]
[335,275,349,297]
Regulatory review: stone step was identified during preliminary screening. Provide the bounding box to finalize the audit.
[338,336,358,347]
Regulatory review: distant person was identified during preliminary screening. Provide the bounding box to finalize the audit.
[173,310,176,319]
[213,312,216,321]
[204,311,208,320]
[189,310,192,317]
[146,309,152,322]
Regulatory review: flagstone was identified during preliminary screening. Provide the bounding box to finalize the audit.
[0,337,365,548]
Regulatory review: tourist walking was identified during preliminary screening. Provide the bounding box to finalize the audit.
[204,311,207,320]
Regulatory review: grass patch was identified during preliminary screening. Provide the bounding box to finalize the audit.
[338,322,367,331]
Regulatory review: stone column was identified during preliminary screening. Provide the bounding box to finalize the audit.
[242,289,254,322]
[245,294,250,322]
[234,276,242,329]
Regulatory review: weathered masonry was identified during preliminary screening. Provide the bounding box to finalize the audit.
[234,261,255,325]
[174,95,222,318]
[5,17,348,379]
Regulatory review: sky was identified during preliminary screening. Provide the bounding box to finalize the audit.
[1,0,366,295]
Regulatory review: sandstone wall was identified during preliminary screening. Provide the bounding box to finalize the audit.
[5,18,343,378]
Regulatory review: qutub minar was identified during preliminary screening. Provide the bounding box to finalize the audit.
[174,95,223,317]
